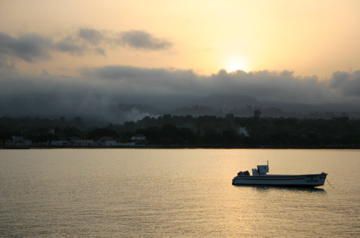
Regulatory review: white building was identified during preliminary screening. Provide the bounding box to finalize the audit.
[50,140,70,147]
[237,127,249,137]
[131,135,147,143]
[97,137,121,147]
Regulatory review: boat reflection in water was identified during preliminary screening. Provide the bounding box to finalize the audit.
[232,161,327,188]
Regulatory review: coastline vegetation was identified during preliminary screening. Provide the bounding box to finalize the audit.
[0,114,359,148]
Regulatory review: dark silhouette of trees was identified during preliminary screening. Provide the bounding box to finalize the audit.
[0,115,359,148]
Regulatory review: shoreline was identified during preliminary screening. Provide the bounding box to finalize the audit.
[1,145,360,150]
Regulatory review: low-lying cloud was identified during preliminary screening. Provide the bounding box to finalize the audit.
[330,71,360,96]
[1,65,360,122]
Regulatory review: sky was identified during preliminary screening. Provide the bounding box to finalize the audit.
[0,0,360,121]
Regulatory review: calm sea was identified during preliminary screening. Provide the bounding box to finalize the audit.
[0,149,359,237]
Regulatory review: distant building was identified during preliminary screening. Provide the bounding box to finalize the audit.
[102,140,120,146]
[253,109,261,119]
[237,127,249,137]
[50,140,70,147]
[97,137,121,146]
[6,136,32,147]
[72,139,95,147]
[131,135,147,144]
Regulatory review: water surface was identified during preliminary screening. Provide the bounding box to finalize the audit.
[0,149,359,237]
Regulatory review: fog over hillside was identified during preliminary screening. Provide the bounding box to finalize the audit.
[1,62,359,122]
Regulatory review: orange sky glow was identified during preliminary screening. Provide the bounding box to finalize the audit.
[1,0,359,78]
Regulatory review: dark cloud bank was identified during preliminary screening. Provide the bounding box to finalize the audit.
[1,64,360,122]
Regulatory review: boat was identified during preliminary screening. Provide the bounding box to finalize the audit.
[232,161,327,187]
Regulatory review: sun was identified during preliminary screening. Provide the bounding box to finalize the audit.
[225,57,249,72]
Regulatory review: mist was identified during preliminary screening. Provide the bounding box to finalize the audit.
[1,64,359,122]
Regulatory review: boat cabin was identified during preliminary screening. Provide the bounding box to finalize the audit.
[252,164,269,176]
[237,161,270,177]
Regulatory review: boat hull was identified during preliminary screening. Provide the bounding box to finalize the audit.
[232,173,327,187]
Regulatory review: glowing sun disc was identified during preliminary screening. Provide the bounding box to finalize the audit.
[225,57,249,72]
